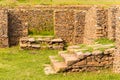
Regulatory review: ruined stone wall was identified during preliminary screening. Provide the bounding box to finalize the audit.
[74,10,86,44]
[54,10,86,44]
[0,5,116,47]
[20,37,64,50]
[27,9,54,35]
[84,6,108,44]
[54,10,75,44]
[66,49,114,72]
[8,9,28,46]
[108,7,118,41]
[0,10,9,47]
[113,6,120,73]
[83,7,97,44]
[14,5,91,10]
[8,9,54,46]
[7,5,90,46]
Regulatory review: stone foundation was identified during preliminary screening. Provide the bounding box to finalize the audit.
[20,37,64,50]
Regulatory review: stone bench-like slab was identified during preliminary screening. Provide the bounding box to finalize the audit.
[20,37,64,50]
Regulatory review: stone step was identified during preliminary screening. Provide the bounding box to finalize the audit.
[68,49,87,54]
[74,51,85,59]
[59,53,79,66]
[67,45,80,53]
[74,51,92,59]
[67,45,80,50]
[51,38,63,43]
[44,64,57,75]
[49,56,67,72]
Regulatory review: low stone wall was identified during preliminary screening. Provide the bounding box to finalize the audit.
[20,37,64,50]
[66,49,114,72]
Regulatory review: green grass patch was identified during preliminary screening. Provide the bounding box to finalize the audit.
[95,38,114,45]
[79,44,87,49]
[28,30,54,36]
[82,47,94,53]
[54,55,64,62]
[0,46,120,79]
[97,47,106,52]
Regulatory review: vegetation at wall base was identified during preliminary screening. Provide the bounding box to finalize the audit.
[95,38,115,45]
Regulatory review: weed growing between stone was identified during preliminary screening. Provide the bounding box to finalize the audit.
[95,38,114,44]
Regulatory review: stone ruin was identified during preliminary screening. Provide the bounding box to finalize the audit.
[0,5,112,47]
[45,46,114,74]
[0,5,120,73]
[20,37,64,50]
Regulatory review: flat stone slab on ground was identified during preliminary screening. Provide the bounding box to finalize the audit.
[44,64,56,75]
[51,38,63,42]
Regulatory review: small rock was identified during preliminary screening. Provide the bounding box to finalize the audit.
[84,52,92,57]
[51,38,63,42]
[28,38,35,42]
[67,45,80,49]
[44,64,56,75]
[75,52,84,59]
[104,48,115,54]
[92,50,103,55]
[31,44,40,48]
[37,38,43,41]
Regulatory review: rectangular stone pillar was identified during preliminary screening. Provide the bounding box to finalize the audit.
[74,10,86,44]
[8,9,28,46]
[113,6,120,73]
[83,6,108,44]
[108,6,118,41]
[54,10,75,44]
[0,10,9,47]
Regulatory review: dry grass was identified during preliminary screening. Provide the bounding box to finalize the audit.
[0,0,120,6]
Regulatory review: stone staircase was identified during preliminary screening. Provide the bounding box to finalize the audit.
[44,44,115,75]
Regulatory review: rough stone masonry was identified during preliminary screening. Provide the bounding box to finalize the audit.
[0,9,9,47]
[0,5,117,47]
[84,6,108,44]
[113,6,120,73]
[0,5,120,73]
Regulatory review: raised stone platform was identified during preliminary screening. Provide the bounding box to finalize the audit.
[44,44,115,75]
[20,36,64,50]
